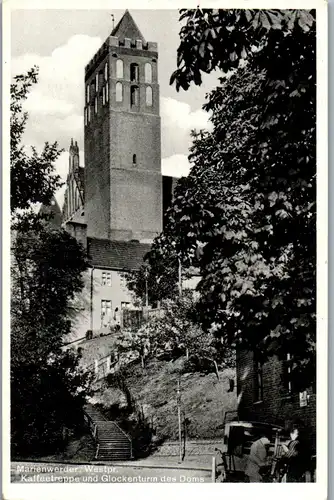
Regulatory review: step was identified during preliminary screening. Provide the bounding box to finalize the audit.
[98,435,129,439]
[99,440,130,443]
[99,443,131,450]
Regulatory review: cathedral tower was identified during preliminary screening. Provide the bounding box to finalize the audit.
[84,10,162,242]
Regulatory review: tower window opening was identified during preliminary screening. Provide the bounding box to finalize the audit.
[116,82,123,102]
[102,86,106,105]
[88,105,91,122]
[84,107,88,126]
[132,154,137,164]
[131,86,139,107]
[145,63,152,83]
[116,59,124,79]
[130,63,139,82]
[95,73,99,92]
[86,85,90,103]
[106,82,109,102]
[94,97,98,114]
[104,62,108,81]
[146,86,153,106]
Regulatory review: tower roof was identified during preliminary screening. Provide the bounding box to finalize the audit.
[111,10,146,43]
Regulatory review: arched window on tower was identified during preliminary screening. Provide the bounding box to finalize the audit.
[145,63,152,83]
[86,85,90,103]
[116,82,123,102]
[95,73,99,92]
[130,63,139,82]
[104,62,108,81]
[131,86,139,107]
[146,86,153,107]
[116,59,123,79]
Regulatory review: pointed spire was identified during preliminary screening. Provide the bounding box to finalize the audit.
[111,10,146,43]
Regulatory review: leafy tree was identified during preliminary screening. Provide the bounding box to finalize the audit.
[114,292,235,376]
[123,232,195,306]
[10,68,91,456]
[11,66,63,226]
[150,9,316,389]
[11,226,91,456]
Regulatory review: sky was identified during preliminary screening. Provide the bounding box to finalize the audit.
[11,9,219,207]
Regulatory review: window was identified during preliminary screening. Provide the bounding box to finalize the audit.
[88,105,91,122]
[121,302,130,310]
[116,82,123,102]
[102,86,106,106]
[86,85,90,103]
[254,357,263,402]
[132,154,137,165]
[95,73,99,92]
[130,63,139,82]
[94,97,98,114]
[101,300,112,327]
[104,62,108,81]
[145,62,152,83]
[131,86,139,107]
[84,107,88,125]
[102,272,112,286]
[282,353,293,393]
[146,86,153,106]
[106,82,109,102]
[116,59,123,79]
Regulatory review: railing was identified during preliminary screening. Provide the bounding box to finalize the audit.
[83,409,98,442]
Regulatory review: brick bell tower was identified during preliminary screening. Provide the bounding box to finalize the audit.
[84,10,162,242]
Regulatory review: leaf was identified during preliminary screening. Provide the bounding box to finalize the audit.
[199,42,206,59]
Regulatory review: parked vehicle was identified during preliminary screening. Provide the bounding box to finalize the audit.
[215,419,290,482]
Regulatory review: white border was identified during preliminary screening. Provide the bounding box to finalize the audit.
[2,2,328,500]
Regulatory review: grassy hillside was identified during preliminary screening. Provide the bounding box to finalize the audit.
[96,357,237,441]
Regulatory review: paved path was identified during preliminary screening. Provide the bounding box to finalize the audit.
[11,461,211,484]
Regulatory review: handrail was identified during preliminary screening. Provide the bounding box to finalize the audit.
[112,421,132,443]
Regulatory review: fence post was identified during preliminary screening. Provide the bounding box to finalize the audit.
[212,456,216,483]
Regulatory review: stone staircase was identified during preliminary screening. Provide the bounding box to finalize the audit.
[84,404,133,461]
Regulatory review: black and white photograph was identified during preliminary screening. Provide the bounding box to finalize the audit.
[3,1,328,498]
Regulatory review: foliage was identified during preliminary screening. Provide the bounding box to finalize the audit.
[171,9,315,91]
[148,9,316,389]
[11,350,92,457]
[11,66,63,222]
[10,68,91,456]
[114,292,235,376]
[11,225,91,456]
[123,233,184,305]
[11,226,88,364]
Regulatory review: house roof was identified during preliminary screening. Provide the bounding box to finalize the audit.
[111,10,146,43]
[87,237,151,271]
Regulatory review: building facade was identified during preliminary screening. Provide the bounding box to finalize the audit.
[236,349,316,454]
